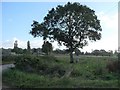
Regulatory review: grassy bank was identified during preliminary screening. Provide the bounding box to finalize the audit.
[2,55,119,88]
[3,69,119,88]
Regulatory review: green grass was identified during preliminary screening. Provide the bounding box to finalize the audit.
[2,55,119,88]
[3,69,119,88]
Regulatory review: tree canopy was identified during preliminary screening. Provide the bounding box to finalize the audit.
[30,2,102,63]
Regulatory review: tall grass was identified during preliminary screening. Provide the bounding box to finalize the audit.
[2,55,119,88]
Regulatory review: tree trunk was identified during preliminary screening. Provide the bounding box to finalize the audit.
[70,45,74,63]
[70,51,74,63]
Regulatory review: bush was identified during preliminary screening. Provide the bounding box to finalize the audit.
[70,69,82,77]
[100,74,118,80]
[14,54,66,77]
[15,54,39,72]
[106,60,120,73]
[41,55,58,62]
[2,55,16,64]
[94,66,106,75]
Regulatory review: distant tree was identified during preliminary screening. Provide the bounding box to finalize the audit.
[91,49,114,56]
[27,41,31,53]
[27,41,31,50]
[85,51,91,55]
[32,48,42,55]
[14,40,18,48]
[92,50,100,56]
[11,48,23,54]
[12,40,23,54]
[2,48,11,56]
[81,52,84,55]
[114,50,118,55]
[53,49,62,54]
[17,48,23,54]
[108,50,113,56]
[32,48,37,54]
[53,49,70,54]
[99,49,107,56]
[30,2,102,63]
[12,40,18,54]
[42,41,53,55]
[23,49,27,54]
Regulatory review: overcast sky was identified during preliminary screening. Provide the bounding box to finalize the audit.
[1,1,118,52]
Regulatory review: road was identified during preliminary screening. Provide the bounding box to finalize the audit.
[2,64,15,71]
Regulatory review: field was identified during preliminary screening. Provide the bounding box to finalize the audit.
[2,54,120,88]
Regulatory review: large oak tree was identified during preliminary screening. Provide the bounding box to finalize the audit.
[30,2,102,63]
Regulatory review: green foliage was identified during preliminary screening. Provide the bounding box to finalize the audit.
[94,66,105,75]
[27,41,31,53]
[42,41,53,55]
[14,54,66,77]
[53,49,70,54]
[106,60,120,73]
[23,49,28,54]
[2,55,16,64]
[3,69,119,88]
[14,54,38,71]
[30,2,102,63]
[2,69,50,88]
[3,55,119,88]
[92,49,113,56]
[11,48,23,54]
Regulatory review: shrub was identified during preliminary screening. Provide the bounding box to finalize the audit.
[14,54,38,72]
[106,60,120,73]
[94,66,106,75]
[50,65,66,76]
[37,63,66,77]
[41,55,58,62]
[2,55,16,64]
[14,54,66,77]
[70,69,82,77]
[100,74,118,80]
[2,55,16,61]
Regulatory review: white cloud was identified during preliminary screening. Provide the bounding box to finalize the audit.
[81,36,118,52]
[30,40,43,49]
[2,40,13,49]
[2,37,66,50]
[2,37,42,49]
[97,12,118,31]
[52,41,66,50]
